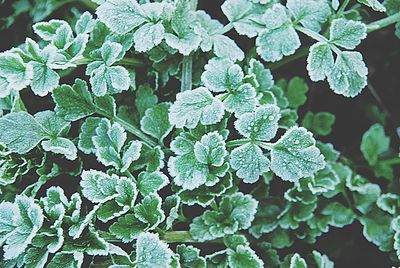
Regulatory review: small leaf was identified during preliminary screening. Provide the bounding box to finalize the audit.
[201,58,243,93]
[286,0,331,32]
[80,169,118,203]
[136,233,173,268]
[227,245,264,268]
[358,0,386,12]
[223,83,258,116]
[194,131,227,167]
[134,193,165,229]
[140,103,173,141]
[121,140,142,172]
[0,53,33,97]
[329,19,367,50]
[306,42,334,82]
[134,22,165,52]
[176,244,206,268]
[78,117,102,154]
[75,11,96,34]
[271,127,325,182]
[41,137,78,160]
[137,171,169,196]
[301,112,336,136]
[285,77,309,109]
[109,214,147,243]
[169,87,224,129]
[360,123,390,166]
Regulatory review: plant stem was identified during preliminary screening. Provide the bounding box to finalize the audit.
[336,0,351,17]
[73,57,144,67]
[380,157,400,166]
[79,0,98,10]
[226,139,251,148]
[267,47,309,71]
[367,12,400,33]
[161,231,223,244]
[220,23,234,35]
[181,56,193,92]
[113,116,158,148]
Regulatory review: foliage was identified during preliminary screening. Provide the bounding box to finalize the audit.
[0,0,399,267]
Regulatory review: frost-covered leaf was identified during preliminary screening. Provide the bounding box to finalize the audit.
[140,103,173,141]
[256,4,300,62]
[307,42,334,82]
[288,253,307,268]
[136,233,173,268]
[0,53,33,97]
[47,252,84,268]
[230,143,270,183]
[109,214,147,243]
[78,117,102,154]
[52,79,95,121]
[194,131,227,167]
[134,193,164,229]
[329,19,367,50]
[358,0,386,11]
[134,21,165,52]
[286,0,331,32]
[235,105,280,141]
[327,51,368,97]
[376,193,398,215]
[175,244,206,268]
[96,0,146,34]
[0,112,47,153]
[33,19,70,41]
[80,169,118,203]
[271,127,325,182]
[311,251,334,268]
[86,41,130,96]
[137,171,169,196]
[0,195,44,260]
[75,11,96,34]
[41,137,77,160]
[360,123,390,166]
[201,58,243,93]
[227,245,264,268]
[169,87,224,128]
[247,59,274,91]
[285,77,309,109]
[223,83,258,116]
[302,112,336,136]
[222,0,269,37]
[121,140,142,172]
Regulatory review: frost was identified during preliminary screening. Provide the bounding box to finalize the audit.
[136,233,173,268]
[329,19,367,50]
[0,53,33,97]
[201,58,243,93]
[194,131,227,166]
[140,103,173,141]
[286,0,331,32]
[307,42,334,82]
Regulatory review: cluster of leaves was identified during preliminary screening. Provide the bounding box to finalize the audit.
[0,0,399,267]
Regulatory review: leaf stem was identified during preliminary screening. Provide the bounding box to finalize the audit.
[180,56,193,92]
[220,23,234,35]
[336,0,351,17]
[367,12,400,33]
[161,231,223,244]
[226,139,251,148]
[380,157,400,166]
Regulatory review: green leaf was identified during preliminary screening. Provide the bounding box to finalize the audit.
[41,137,78,160]
[301,112,336,136]
[34,110,70,138]
[135,84,158,117]
[169,87,224,129]
[78,117,102,154]
[227,245,264,268]
[358,0,386,11]
[136,233,173,268]
[134,193,165,229]
[80,169,118,203]
[96,0,146,34]
[47,252,83,268]
[289,253,307,268]
[223,83,259,116]
[247,59,274,91]
[285,77,309,109]
[109,213,147,243]
[201,58,243,93]
[140,103,173,141]
[312,251,334,268]
[134,21,165,52]
[0,112,47,153]
[33,19,70,41]
[376,193,398,214]
[0,53,33,97]
[52,79,95,121]
[86,41,130,96]
[92,118,126,169]
[327,51,368,97]
[307,42,334,82]
[194,131,227,167]
[175,244,206,268]
[286,0,331,32]
[235,105,280,141]
[230,143,270,183]
[121,140,142,172]
[256,4,300,62]
[0,195,44,259]
[360,123,390,166]
[271,127,325,182]
[137,171,169,196]
[24,247,48,268]
[329,19,367,50]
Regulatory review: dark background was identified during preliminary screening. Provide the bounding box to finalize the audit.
[0,0,399,267]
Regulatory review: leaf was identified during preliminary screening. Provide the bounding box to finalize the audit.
[121,140,142,172]
[137,171,169,196]
[201,58,243,93]
[136,233,173,268]
[140,103,173,141]
[0,112,47,153]
[134,193,165,229]
[312,251,334,268]
[92,118,126,169]
[52,79,95,121]
[289,253,307,268]
[358,0,386,11]
[285,77,309,109]
[256,4,300,62]
[286,0,331,32]
[306,42,334,82]
[134,22,165,52]
[223,83,259,116]
[327,51,368,97]
[47,252,84,268]
[75,11,96,34]
[360,123,390,166]
[96,0,146,34]
[329,19,367,50]
[80,169,118,203]
[41,137,78,160]
[230,143,270,183]
[33,19,70,41]
[0,195,44,260]
[194,131,227,167]
[301,112,336,136]
[376,193,398,214]
[227,245,264,268]
[109,214,147,243]
[135,84,158,117]
[78,117,102,154]
[175,244,206,268]
[271,127,325,182]
[0,53,33,97]
[169,87,224,129]
[247,59,274,91]
[86,41,130,96]
[234,105,280,141]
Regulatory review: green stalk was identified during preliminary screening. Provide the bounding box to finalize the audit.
[226,139,252,148]
[367,13,400,33]
[380,157,400,166]
[181,56,193,92]
[336,0,351,17]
